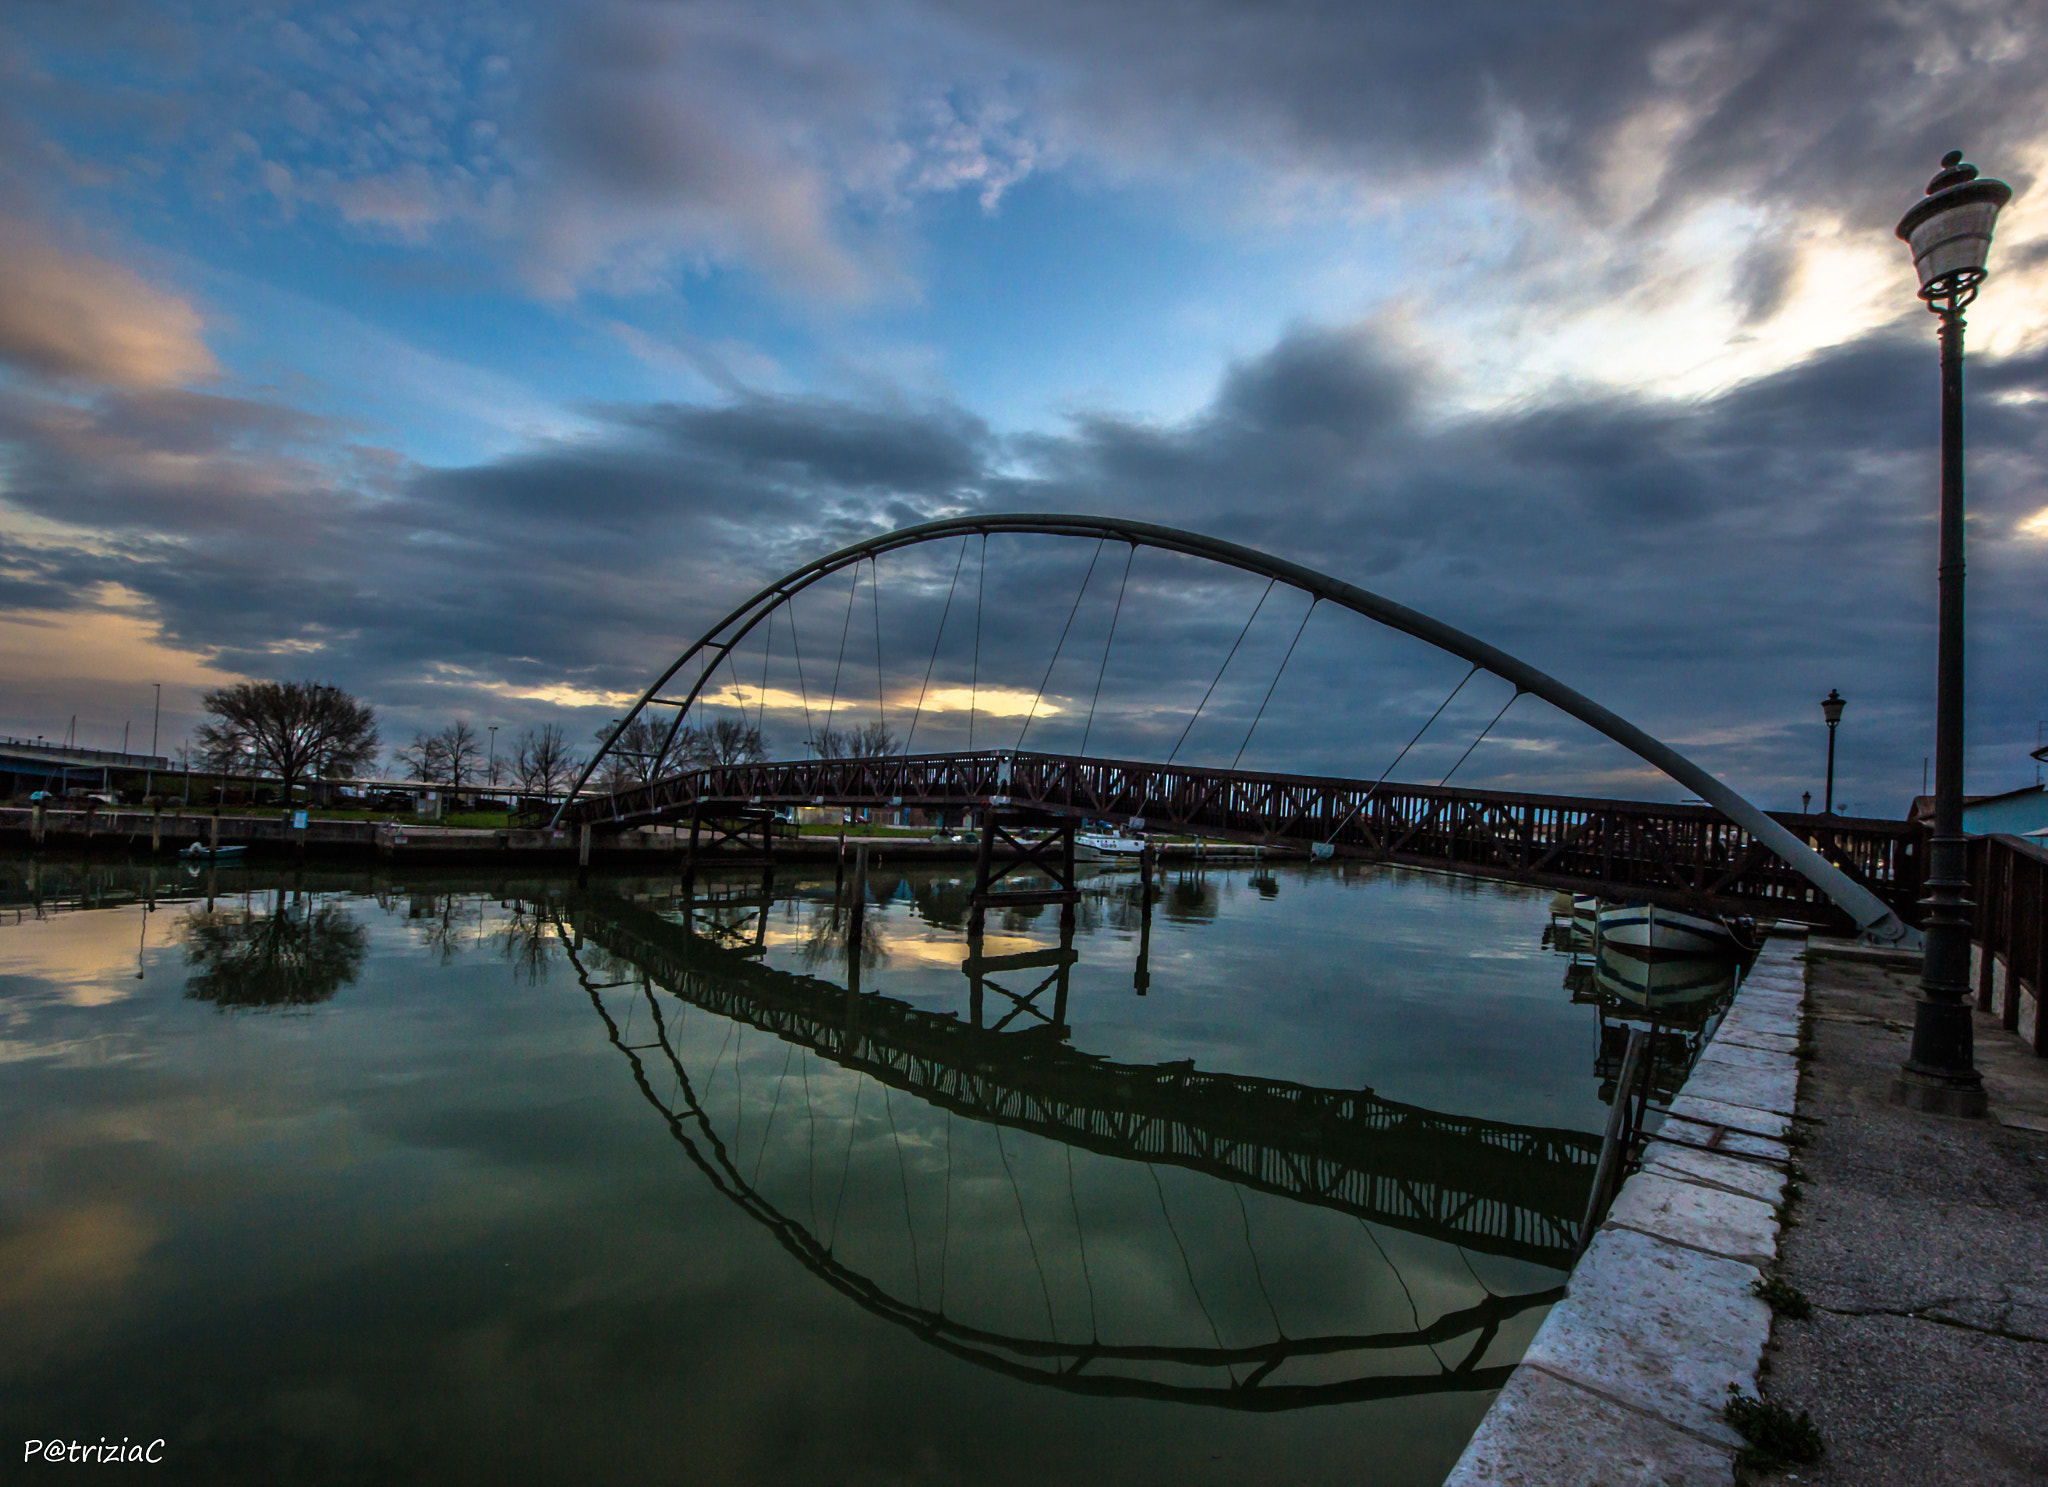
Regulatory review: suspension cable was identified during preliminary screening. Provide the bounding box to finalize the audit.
[1166,577,1275,766]
[905,536,969,754]
[870,555,887,743]
[1234,1183,1283,1337]
[970,534,985,752]
[822,564,859,753]
[1322,663,1480,845]
[1150,1164,1232,1380]
[996,1124,1060,1343]
[1232,596,1317,771]
[1079,543,1136,759]
[1440,688,1523,786]
[883,1085,922,1307]
[755,608,774,741]
[1015,537,1106,752]
[1065,1143,1099,1341]
[787,595,815,746]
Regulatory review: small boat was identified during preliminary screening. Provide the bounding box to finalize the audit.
[180,841,247,862]
[1076,831,1148,862]
[1595,902,1749,958]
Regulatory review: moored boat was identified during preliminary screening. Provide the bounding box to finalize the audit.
[180,841,247,862]
[1595,902,1748,958]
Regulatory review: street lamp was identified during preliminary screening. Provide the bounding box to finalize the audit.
[1820,689,1845,814]
[1891,150,2012,1117]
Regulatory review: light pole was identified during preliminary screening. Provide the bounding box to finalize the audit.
[145,682,161,800]
[488,725,498,791]
[1891,150,2011,1117]
[1821,689,1845,814]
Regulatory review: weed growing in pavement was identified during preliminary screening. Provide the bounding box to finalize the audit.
[1752,1275,1812,1319]
[1725,1386,1823,1473]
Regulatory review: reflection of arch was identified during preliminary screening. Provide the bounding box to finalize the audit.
[562,891,1597,1265]
[563,514,1909,943]
[563,917,1563,1408]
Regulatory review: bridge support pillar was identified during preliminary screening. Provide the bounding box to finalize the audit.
[151,802,162,853]
[579,823,592,868]
[969,807,1080,940]
[30,799,44,846]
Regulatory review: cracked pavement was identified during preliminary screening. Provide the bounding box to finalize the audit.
[1758,957,2048,1484]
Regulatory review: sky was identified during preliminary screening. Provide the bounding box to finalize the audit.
[1,0,2045,814]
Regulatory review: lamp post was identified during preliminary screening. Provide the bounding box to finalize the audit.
[488,725,498,790]
[1891,150,2011,1118]
[1821,689,1845,814]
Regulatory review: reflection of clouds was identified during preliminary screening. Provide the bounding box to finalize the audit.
[0,1202,160,1374]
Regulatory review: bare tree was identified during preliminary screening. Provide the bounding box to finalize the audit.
[514,725,580,800]
[197,681,380,803]
[596,717,677,787]
[394,732,447,783]
[439,721,482,795]
[810,721,897,759]
[698,718,768,765]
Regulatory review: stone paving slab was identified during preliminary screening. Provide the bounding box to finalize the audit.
[1643,1140,1788,1205]
[1665,1093,1793,1139]
[1681,1056,1800,1118]
[1714,1026,1799,1055]
[1519,1225,1767,1448]
[1652,1114,1791,1164]
[1688,1038,1786,1071]
[1442,1361,1735,1487]
[1442,943,1805,1484]
[1761,954,2048,1485]
[1716,1006,1802,1039]
[1606,1170,1780,1268]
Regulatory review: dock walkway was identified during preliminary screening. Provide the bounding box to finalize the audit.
[1760,956,2048,1484]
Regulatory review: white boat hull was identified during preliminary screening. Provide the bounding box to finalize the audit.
[1596,903,1740,957]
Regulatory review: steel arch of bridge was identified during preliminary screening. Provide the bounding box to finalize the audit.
[564,513,1911,944]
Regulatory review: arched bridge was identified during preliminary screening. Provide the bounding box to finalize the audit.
[560,890,1600,1267]
[556,512,1919,937]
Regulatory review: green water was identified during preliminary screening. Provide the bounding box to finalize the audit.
[0,855,1672,1485]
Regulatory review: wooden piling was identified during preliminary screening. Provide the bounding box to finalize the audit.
[151,802,162,853]
[848,842,870,961]
[578,824,592,868]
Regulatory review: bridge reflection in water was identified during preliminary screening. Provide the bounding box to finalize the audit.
[538,871,1616,1410]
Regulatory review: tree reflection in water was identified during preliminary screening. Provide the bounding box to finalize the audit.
[181,891,369,1008]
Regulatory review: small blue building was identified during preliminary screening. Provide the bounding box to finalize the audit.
[1961,783,2048,837]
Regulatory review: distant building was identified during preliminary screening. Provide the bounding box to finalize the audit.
[1908,782,2048,837]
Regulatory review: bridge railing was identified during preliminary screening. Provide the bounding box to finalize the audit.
[566,749,1924,925]
[1971,832,2048,1056]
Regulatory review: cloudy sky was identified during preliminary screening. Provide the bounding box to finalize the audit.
[1,0,2045,812]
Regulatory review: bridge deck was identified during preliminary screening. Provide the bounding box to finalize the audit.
[565,750,1922,926]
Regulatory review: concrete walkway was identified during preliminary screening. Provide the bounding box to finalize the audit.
[1758,957,2048,1484]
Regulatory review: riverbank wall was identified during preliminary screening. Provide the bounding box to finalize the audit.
[1443,939,1807,1485]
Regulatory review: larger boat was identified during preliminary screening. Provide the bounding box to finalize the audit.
[1595,902,1753,958]
[1075,830,1148,862]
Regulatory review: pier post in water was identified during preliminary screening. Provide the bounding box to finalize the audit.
[847,842,870,963]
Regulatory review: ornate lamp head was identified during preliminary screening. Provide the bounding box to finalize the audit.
[1897,151,2012,313]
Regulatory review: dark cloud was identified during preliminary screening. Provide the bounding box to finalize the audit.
[5,315,2042,813]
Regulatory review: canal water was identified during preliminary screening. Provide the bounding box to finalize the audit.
[0,854,1731,1485]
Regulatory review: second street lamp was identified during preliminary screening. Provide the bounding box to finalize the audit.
[1821,688,1845,815]
[1891,150,2012,1117]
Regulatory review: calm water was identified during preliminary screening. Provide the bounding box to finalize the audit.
[0,853,1724,1485]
